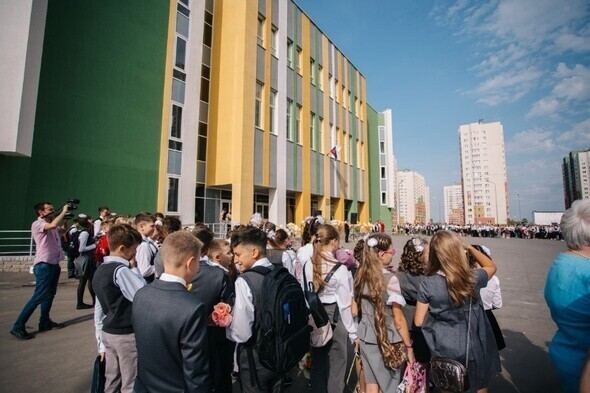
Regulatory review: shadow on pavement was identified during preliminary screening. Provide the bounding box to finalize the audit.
[497,329,562,393]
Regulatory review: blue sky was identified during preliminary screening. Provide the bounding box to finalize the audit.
[296,0,590,222]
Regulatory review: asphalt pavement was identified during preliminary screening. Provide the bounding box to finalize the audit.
[0,235,565,392]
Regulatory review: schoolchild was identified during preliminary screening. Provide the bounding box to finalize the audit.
[226,227,282,393]
[93,224,146,393]
[191,225,235,393]
[134,213,157,283]
[354,234,415,393]
[302,224,357,393]
[397,238,431,362]
[76,216,97,309]
[209,238,239,284]
[267,228,297,276]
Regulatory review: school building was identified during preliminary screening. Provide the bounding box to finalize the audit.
[1,0,395,230]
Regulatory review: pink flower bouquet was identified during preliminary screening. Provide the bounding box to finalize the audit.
[211,302,233,327]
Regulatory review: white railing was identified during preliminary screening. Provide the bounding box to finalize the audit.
[0,230,35,256]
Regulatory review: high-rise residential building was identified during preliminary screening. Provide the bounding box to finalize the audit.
[444,184,464,224]
[1,0,372,230]
[367,107,395,227]
[562,149,590,208]
[396,170,428,225]
[459,120,508,225]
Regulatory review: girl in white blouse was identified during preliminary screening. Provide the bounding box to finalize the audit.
[302,224,357,393]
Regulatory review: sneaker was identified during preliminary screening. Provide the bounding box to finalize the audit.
[76,303,93,310]
[10,328,33,340]
[38,320,65,332]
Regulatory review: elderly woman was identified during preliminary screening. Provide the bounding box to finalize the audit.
[545,198,590,393]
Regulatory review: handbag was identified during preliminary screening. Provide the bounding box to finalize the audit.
[396,362,429,393]
[430,298,472,392]
[303,263,340,347]
[91,355,105,393]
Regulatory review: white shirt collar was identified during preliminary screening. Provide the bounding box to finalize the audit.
[208,260,229,272]
[252,258,272,268]
[103,256,130,266]
[159,273,186,286]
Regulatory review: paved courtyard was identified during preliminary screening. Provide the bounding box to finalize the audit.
[0,235,565,392]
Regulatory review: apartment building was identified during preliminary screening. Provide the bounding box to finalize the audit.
[459,120,508,225]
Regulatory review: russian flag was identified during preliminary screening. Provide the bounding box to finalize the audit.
[329,146,340,160]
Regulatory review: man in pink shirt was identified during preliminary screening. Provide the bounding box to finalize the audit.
[10,202,70,340]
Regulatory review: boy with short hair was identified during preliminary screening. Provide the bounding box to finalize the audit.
[208,239,238,283]
[134,213,157,283]
[227,227,282,393]
[93,224,145,393]
[132,231,210,392]
[191,226,235,393]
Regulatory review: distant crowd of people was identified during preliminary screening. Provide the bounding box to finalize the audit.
[8,199,590,393]
[392,223,563,240]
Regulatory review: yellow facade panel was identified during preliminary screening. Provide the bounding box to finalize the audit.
[157,0,177,212]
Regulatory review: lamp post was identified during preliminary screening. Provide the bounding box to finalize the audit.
[485,179,499,224]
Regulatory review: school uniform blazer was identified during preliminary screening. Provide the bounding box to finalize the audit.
[190,260,234,343]
[132,279,210,393]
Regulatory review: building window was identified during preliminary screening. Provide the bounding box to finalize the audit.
[172,78,185,104]
[175,37,186,69]
[287,40,294,68]
[296,47,302,74]
[176,11,189,38]
[167,177,180,212]
[286,99,293,141]
[318,65,324,91]
[171,105,182,138]
[381,166,386,179]
[255,82,264,129]
[379,141,385,154]
[310,59,316,85]
[200,77,209,102]
[296,105,302,144]
[310,113,316,151]
[257,15,265,47]
[197,135,207,161]
[269,90,277,134]
[318,117,324,153]
[381,192,387,205]
[203,20,212,48]
[271,26,278,57]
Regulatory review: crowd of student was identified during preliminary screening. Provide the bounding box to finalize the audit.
[10,198,590,393]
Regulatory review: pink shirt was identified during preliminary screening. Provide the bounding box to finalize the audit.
[31,218,64,265]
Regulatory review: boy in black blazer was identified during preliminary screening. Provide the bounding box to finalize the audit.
[132,231,210,392]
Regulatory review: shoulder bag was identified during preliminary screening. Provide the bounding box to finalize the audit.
[430,298,472,392]
[303,262,340,347]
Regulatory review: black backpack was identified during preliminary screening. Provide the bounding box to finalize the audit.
[66,229,82,259]
[242,265,311,375]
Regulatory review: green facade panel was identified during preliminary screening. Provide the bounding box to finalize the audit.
[366,104,392,228]
[1,0,170,229]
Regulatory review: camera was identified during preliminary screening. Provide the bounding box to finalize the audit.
[64,198,80,219]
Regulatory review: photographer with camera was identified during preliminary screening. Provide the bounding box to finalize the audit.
[10,201,70,340]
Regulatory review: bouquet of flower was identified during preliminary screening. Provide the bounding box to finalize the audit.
[211,302,233,327]
[286,222,302,237]
[298,352,312,379]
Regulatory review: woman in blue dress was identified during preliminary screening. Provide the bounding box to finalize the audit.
[545,198,590,393]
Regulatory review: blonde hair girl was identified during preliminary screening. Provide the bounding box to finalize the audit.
[302,224,357,393]
[415,230,501,393]
[354,233,415,393]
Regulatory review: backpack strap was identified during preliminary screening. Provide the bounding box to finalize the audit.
[302,261,341,293]
[240,266,273,390]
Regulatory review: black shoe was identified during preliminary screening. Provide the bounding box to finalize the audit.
[283,376,293,387]
[67,274,76,278]
[38,320,65,332]
[10,328,33,340]
[76,303,93,310]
